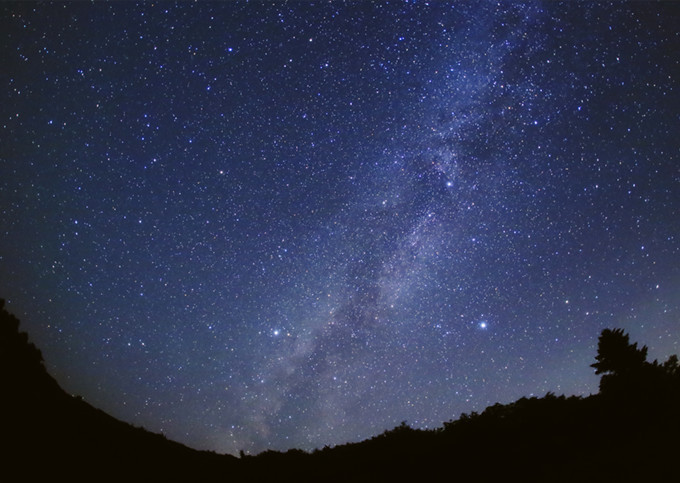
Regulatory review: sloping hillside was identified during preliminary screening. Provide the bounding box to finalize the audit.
[1,299,239,480]
[3,299,678,481]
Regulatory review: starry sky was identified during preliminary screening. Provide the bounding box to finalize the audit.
[1,1,679,456]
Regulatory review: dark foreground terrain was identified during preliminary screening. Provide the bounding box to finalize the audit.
[2,299,678,481]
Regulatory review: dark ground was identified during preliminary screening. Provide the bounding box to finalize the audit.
[2,299,678,481]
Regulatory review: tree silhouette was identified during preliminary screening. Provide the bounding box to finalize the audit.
[591,327,680,403]
[590,328,651,395]
[0,298,53,396]
[591,328,648,376]
[661,354,680,378]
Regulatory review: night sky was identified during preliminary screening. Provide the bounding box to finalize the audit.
[1,1,679,455]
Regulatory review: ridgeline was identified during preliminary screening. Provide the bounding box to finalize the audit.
[2,299,678,481]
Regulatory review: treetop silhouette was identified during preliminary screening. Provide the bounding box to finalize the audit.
[591,328,648,375]
[592,327,680,398]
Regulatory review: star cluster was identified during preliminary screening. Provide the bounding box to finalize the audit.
[1,2,679,455]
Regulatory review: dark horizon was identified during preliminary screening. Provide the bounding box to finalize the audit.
[3,298,679,481]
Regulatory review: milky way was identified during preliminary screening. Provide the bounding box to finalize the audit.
[1,2,679,454]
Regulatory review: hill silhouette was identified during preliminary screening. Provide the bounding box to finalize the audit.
[1,299,236,480]
[2,298,678,481]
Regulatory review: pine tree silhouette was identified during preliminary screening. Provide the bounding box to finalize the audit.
[591,328,649,394]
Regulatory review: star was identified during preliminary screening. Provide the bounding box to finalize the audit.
[1,0,677,457]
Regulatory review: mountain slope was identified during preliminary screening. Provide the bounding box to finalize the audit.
[1,299,240,480]
[2,299,678,481]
